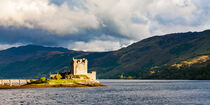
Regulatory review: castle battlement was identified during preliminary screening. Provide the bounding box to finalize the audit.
[73,58,87,63]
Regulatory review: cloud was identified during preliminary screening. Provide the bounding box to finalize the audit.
[0,0,210,51]
[68,40,121,52]
[66,36,135,52]
[0,43,23,50]
[0,0,99,35]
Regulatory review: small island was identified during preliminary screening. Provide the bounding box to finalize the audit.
[0,58,105,89]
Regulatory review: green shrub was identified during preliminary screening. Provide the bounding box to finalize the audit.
[127,76,133,79]
[29,77,47,84]
[40,77,46,82]
[65,75,70,79]
[120,74,124,79]
[64,74,90,79]
[55,74,62,80]
[30,79,36,83]
[65,74,74,79]
[74,75,90,79]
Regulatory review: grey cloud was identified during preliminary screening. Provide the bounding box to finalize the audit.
[0,0,210,51]
[0,26,130,51]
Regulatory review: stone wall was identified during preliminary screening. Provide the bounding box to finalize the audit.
[87,71,96,80]
[0,79,31,86]
[50,74,56,79]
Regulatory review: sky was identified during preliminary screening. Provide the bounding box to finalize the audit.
[0,0,209,51]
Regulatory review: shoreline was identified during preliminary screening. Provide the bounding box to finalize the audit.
[0,83,108,90]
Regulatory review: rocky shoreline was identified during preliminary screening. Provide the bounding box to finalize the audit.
[0,83,107,90]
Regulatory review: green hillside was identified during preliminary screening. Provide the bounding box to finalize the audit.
[141,55,210,80]
[0,30,210,79]
[98,30,210,78]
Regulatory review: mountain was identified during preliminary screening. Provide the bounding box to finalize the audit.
[0,30,209,79]
[0,45,109,79]
[102,30,210,78]
[0,45,70,64]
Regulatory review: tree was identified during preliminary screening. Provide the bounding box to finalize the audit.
[55,74,62,80]
[65,75,71,79]
[120,74,124,79]
[127,76,133,79]
[40,77,46,82]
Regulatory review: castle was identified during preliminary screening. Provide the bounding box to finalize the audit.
[50,58,96,80]
[70,58,96,80]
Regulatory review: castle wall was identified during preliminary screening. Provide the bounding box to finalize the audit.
[87,71,96,80]
[0,79,30,86]
[50,74,56,79]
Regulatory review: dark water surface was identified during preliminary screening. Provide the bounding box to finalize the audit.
[0,80,210,105]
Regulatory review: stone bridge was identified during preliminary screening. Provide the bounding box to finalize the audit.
[0,79,31,86]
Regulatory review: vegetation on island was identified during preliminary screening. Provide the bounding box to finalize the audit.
[29,74,95,85]
[0,83,105,90]
[0,74,105,90]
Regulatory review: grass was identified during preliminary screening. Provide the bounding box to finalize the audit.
[46,79,95,84]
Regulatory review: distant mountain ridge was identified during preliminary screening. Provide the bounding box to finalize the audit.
[0,45,70,64]
[0,30,209,79]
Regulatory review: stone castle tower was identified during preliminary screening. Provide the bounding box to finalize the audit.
[71,58,88,75]
[70,58,96,80]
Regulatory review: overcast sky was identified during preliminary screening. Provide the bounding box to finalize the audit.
[0,0,209,51]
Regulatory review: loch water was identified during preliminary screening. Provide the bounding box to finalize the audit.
[0,80,210,105]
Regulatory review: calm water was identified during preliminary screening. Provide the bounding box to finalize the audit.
[0,80,210,105]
